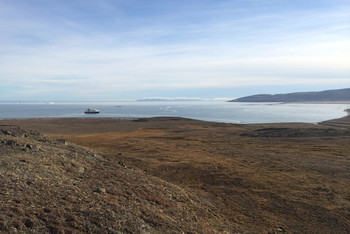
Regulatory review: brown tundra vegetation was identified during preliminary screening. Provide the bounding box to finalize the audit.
[0,116,349,233]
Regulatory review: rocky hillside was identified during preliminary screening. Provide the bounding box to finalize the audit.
[0,126,232,233]
[230,88,350,102]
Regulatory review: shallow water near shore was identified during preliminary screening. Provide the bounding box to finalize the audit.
[0,101,348,124]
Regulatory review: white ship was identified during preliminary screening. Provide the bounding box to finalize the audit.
[84,108,100,114]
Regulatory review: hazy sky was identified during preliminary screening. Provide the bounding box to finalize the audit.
[1,0,349,101]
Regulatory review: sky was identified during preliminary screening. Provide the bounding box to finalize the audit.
[0,0,349,101]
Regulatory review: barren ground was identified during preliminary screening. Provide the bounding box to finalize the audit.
[1,117,350,233]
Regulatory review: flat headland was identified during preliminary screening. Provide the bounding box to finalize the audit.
[1,116,350,233]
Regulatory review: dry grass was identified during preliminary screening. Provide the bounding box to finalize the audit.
[2,117,350,233]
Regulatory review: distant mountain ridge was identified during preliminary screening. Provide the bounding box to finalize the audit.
[230,88,350,102]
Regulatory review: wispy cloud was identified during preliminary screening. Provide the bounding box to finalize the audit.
[0,0,349,100]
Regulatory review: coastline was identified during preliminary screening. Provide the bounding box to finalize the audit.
[278,101,350,104]
[1,101,349,124]
[345,108,350,115]
[0,108,350,131]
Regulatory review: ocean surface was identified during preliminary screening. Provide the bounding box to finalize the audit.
[0,101,349,124]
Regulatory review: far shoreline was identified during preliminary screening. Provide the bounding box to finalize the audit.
[0,106,350,126]
[1,114,350,131]
[229,101,350,104]
[286,101,350,104]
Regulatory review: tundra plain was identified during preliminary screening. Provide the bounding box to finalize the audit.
[1,116,350,233]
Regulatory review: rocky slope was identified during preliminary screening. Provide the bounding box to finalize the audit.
[0,126,233,233]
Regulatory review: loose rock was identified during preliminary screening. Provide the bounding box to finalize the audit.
[94,188,106,194]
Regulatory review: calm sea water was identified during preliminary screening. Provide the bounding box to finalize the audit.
[0,101,349,124]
